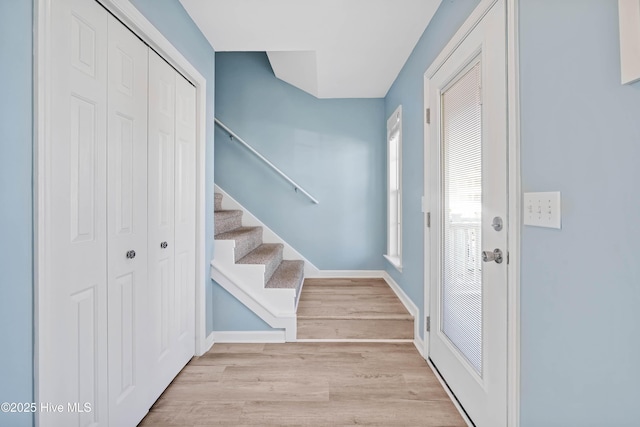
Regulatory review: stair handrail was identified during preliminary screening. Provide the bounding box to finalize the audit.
[215,118,319,204]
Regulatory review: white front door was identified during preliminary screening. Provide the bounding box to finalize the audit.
[106,13,150,426]
[427,1,507,426]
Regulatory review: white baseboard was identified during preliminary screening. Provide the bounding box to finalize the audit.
[211,330,286,343]
[414,335,426,359]
[203,331,216,354]
[381,271,421,342]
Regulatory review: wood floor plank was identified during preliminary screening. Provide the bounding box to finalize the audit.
[297,278,414,340]
[139,342,465,427]
[297,318,414,339]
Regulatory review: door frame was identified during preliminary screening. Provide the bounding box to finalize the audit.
[422,0,520,425]
[34,0,211,419]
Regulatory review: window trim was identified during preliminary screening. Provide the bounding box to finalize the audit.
[384,105,403,272]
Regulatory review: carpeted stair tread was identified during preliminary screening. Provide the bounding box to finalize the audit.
[237,243,284,284]
[214,209,243,235]
[266,260,305,296]
[214,193,223,211]
[215,226,263,262]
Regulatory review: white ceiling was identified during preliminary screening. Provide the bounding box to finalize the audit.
[179,0,442,99]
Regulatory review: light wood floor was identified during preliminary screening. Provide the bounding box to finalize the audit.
[139,342,466,426]
[297,278,414,340]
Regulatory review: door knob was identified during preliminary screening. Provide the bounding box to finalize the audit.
[482,248,503,264]
[126,250,136,259]
[160,241,168,249]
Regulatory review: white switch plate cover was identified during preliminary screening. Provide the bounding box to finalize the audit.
[523,192,561,229]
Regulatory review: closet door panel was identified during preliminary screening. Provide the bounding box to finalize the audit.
[174,75,197,361]
[147,50,177,405]
[46,0,109,425]
[106,14,149,427]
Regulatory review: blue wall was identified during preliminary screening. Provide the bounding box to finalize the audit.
[215,52,386,270]
[213,52,385,331]
[383,0,481,339]
[129,0,216,334]
[519,1,640,426]
[0,1,34,426]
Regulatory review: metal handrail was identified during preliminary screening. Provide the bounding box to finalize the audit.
[214,118,319,204]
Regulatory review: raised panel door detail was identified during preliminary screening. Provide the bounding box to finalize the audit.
[114,272,135,402]
[71,13,97,78]
[159,79,173,117]
[70,95,97,243]
[71,287,99,427]
[175,138,188,224]
[175,251,189,337]
[114,114,134,235]
[159,258,171,355]
[115,47,134,96]
[158,131,173,227]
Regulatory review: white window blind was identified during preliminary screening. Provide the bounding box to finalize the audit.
[441,61,483,374]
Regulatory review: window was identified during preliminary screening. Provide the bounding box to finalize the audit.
[384,105,402,271]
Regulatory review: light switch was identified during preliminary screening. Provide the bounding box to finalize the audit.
[523,192,561,229]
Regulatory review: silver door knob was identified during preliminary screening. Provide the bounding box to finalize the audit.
[126,250,136,259]
[482,248,503,264]
[160,241,168,249]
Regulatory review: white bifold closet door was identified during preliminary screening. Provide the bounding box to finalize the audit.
[147,50,196,406]
[106,14,150,427]
[45,0,196,425]
[46,0,109,425]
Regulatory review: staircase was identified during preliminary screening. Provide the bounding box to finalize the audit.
[211,191,305,341]
[297,278,414,340]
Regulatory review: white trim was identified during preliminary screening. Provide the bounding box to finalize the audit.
[35,0,211,418]
[422,0,521,426]
[215,184,320,277]
[204,332,216,354]
[383,254,403,272]
[506,0,521,425]
[211,330,286,343]
[427,359,475,427]
[414,335,426,359]
[210,259,298,341]
[386,105,403,268]
[33,2,52,424]
[424,0,499,80]
[381,271,419,334]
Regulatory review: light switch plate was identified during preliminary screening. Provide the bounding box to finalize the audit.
[523,192,561,229]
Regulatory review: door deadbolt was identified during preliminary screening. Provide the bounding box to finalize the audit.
[491,216,503,231]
